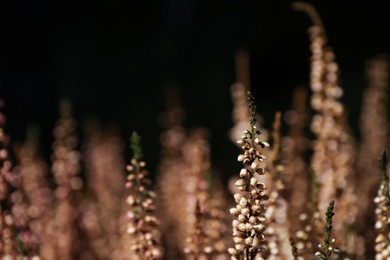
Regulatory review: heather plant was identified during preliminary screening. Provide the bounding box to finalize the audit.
[228,91,271,260]
[124,132,163,259]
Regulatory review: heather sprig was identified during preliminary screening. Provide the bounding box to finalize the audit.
[315,200,340,259]
[228,91,270,260]
[125,132,163,259]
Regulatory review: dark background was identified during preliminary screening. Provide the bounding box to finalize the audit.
[1,0,389,180]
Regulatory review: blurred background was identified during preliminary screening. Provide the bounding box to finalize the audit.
[1,0,390,181]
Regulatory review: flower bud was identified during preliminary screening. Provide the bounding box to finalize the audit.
[249,216,257,224]
[234,193,242,203]
[235,179,245,187]
[228,248,238,255]
[230,207,238,215]
[239,197,247,207]
[237,223,246,231]
[235,243,245,252]
[241,208,249,216]
[232,220,240,228]
[251,162,258,170]
[239,168,248,177]
[250,177,258,186]
[245,237,253,245]
[238,214,246,223]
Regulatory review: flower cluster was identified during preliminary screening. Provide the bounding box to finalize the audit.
[125,132,163,259]
[228,92,270,260]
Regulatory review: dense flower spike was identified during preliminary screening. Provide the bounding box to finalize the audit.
[359,56,389,193]
[183,130,231,260]
[229,92,270,260]
[293,5,358,255]
[0,98,18,257]
[42,99,83,259]
[14,128,52,258]
[262,112,289,259]
[156,91,190,259]
[283,87,311,232]
[357,56,389,258]
[82,128,126,258]
[125,132,163,259]
[374,151,390,260]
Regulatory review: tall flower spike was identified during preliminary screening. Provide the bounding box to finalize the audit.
[229,91,270,260]
[82,127,126,259]
[283,87,311,234]
[155,89,188,259]
[374,150,390,259]
[356,56,389,258]
[0,97,18,257]
[183,130,231,259]
[293,5,357,251]
[124,132,163,259]
[44,99,83,259]
[263,111,289,259]
[15,126,52,258]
